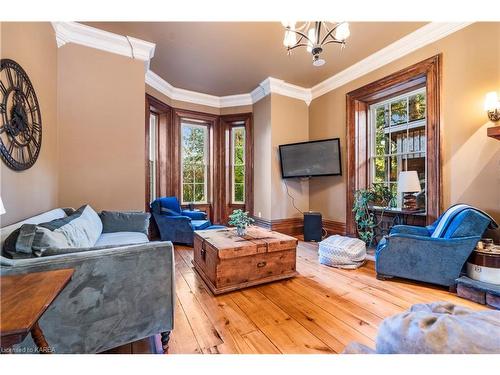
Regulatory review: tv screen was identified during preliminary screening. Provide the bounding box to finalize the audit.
[279,138,342,178]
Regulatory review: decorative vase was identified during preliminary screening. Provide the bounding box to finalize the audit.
[236,227,247,236]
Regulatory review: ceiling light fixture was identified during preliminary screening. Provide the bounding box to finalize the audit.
[282,21,350,67]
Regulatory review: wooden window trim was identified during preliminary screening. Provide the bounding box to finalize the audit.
[145,94,172,212]
[174,109,218,219]
[219,113,254,224]
[345,54,442,236]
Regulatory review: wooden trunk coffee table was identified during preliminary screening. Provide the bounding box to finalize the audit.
[193,226,298,295]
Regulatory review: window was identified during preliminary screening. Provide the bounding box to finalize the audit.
[148,113,158,203]
[231,126,246,204]
[181,121,209,204]
[369,88,427,209]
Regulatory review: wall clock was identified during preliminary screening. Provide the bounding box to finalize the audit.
[0,59,42,171]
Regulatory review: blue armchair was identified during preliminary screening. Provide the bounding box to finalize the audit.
[376,204,498,288]
[151,197,211,245]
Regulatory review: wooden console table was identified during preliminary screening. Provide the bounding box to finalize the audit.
[0,269,74,354]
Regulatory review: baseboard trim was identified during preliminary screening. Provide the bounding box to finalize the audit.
[253,216,346,237]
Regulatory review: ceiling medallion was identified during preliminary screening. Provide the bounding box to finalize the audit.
[282,21,350,67]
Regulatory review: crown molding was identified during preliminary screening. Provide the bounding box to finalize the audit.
[146,70,254,108]
[51,22,156,70]
[53,21,472,108]
[311,22,473,100]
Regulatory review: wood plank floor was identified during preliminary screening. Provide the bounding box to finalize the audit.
[105,240,486,354]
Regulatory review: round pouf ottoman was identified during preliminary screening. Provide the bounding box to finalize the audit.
[318,235,366,269]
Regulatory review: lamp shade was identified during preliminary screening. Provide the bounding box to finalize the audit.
[484,91,499,111]
[0,197,5,215]
[397,171,421,193]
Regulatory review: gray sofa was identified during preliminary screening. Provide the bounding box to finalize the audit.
[0,208,174,354]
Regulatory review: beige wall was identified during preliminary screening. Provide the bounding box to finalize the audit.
[309,22,500,223]
[253,94,310,221]
[57,44,146,212]
[270,94,309,220]
[253,95,272,219]
[0,22,59,226]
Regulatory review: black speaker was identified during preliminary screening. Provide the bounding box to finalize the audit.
[303,212,322,242]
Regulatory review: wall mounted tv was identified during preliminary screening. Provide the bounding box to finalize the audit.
[279,138,342,179]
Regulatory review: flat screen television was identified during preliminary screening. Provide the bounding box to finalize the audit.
[279,138,342,179]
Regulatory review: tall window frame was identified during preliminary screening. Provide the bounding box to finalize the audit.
[180,120,210,204]
[148,112,159,204]
[368,87,427,209]
[230,125,246,204]
[346,55,441,236]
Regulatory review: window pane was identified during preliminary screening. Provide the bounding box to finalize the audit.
[409,93,426,122]
[373,157,386,183]
[234,184,244,203]
[194,184,205,202]
[234,165,244,184]
[183,184,193,203]
[234,146,244,165]
[234,128,245,147]
[376,105,388,128]
[194,165,204,183]
[231,127,246,204]
[183,164,193,183]
[390,99,407,125]
[389,156,398,182]
[375,107,389,156]
[149,113,158,203]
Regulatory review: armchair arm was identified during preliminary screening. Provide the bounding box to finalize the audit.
[181,210,207,220]
[390,225,430,237]
[152,213,194,243]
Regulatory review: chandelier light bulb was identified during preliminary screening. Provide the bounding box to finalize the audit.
[283,30,296,47]
[334,22,350,41]
[306,28,315,52]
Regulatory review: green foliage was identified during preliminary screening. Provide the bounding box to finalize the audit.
[228,209,254,229]
[352,184,395,246]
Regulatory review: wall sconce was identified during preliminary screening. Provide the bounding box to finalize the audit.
[484,91,500,122]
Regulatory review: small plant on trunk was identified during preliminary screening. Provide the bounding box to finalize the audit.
[228,209,254,236]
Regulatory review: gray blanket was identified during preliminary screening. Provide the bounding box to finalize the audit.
[344,302,500,354]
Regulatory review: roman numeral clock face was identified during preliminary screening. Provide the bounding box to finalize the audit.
[0,59,42,171]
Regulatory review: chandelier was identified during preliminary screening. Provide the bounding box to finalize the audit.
[282,21,350,66]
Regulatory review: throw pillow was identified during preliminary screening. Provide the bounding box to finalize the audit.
[100,211,151,235]
[14,204,103,256]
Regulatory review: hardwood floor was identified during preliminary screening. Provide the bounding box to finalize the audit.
[105,240,486,354]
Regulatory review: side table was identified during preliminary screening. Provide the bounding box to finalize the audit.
[0,269,74,354]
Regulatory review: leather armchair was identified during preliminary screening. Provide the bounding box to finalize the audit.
[376,204,497,287]
[151,197,211,246]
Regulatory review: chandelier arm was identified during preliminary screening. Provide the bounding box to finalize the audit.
[287,43,311,51]
[322,39,345,47]
[289,29,311,42]
[320,24,341,45]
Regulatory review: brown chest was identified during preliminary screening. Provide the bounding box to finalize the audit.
[192,227,298,295]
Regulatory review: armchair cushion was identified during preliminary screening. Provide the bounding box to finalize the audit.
[100,211,150,235]
[191,220,211,230]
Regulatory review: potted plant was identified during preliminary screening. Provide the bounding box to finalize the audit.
[228,209,255,236]
[352,184,394,246]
